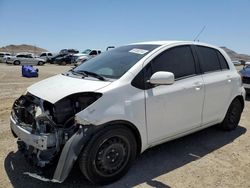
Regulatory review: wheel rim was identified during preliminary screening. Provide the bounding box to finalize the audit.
[94,136,130,177]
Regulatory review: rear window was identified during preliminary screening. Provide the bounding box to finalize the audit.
[217,51,229,70]
[197,46,221,73]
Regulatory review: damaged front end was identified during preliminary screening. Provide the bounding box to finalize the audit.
[10,92,101,182]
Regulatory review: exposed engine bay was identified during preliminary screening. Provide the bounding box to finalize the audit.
[11,92,101,168]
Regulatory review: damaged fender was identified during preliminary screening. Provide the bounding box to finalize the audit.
[52,125,94,183]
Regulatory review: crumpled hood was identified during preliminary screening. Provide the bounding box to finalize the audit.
[27,74,111,103]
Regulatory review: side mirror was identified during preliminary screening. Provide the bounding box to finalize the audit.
[148,71,175,85]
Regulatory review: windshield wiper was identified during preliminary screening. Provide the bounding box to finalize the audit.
[69,69,88,77]
[77,70,107,81]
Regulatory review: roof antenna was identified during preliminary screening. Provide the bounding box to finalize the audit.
[194,25,206,42]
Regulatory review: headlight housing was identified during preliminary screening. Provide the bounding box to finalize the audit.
[43,92,102,126]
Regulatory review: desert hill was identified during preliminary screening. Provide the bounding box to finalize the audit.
[0,44,48,55]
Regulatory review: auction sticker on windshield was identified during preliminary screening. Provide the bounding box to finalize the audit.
[129,48,149,55]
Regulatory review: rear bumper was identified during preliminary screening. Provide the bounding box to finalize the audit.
[10,115,56,150]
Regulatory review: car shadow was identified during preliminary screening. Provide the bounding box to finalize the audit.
[5,125,246,188]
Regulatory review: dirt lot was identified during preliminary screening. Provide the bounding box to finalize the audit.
[0,63,250,188]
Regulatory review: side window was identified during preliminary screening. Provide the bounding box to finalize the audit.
[48,53,52,56]
[17,55,24,58]
[197,46,221,73]
[40,53,46,57]
[131,63,152,90]
[217,51,229,70]
[151,45,196,79]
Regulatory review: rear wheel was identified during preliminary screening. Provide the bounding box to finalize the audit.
[220,99,243,131]
[78,126,137,185]
[37,61,44,65]
[61,61,66,65]
[13,60,20,65]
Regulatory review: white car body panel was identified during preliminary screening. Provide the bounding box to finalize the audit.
[146,75,205,144]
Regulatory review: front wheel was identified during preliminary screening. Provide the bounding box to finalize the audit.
[78,126,137,185]
[13,60,20,65]
[220,99,243,131]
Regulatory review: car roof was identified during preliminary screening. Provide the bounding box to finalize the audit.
[131,40,185,45]
[17,52,33,55]
[130,40,220,49]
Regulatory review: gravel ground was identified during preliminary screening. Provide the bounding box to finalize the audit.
[0,63,249,188]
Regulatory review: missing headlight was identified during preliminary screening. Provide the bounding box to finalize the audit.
[44,92,102,127]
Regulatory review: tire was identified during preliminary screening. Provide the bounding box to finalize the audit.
[78,125,137,185]
[220,99,243,131]
[61,61,66,65]
[13,60,20,65]
[37,61,44,66]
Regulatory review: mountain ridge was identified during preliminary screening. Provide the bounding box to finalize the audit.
[0,44,250,61]
[0,44,48,55]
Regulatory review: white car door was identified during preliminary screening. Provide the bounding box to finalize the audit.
[27,55,37,65]
[15,55,25,64]
[145,45,204,144]
[20,54,30,65]
[195,46,233,125]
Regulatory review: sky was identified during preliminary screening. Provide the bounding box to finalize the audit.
[0,0,250,54]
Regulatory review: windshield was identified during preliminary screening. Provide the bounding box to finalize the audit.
[74,44,159,79]
[82,49,91,54]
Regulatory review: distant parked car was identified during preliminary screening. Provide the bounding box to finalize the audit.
[74,49,101,66]
[39,52,53,62]
[55,54,74,65]
[239,64,250,94]
[0,52,11,63]
[232,61,241,66]
[49,49,79,65]
[59,49,79,55]
[6,53,45,65]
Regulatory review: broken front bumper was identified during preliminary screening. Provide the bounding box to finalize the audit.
[10,113,95,183]
[10,115,56,150]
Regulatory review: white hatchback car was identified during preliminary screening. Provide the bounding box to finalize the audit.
[10,41,245,184]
